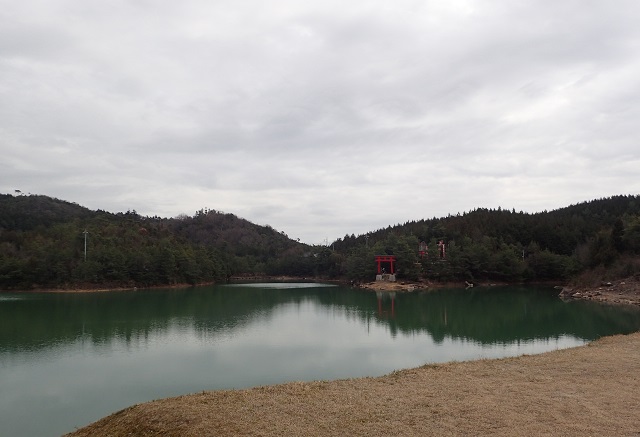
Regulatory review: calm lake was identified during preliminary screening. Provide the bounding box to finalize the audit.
[2,283,640,437]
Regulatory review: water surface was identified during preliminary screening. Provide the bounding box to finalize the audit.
[1,283,639,437]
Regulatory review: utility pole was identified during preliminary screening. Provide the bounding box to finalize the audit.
[83,229,88,261]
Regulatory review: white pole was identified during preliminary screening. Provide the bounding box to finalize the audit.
[83,230,88,261]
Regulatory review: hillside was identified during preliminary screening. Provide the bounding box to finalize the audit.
[1,193,639,290]
[0,194,310,290]
[329,195,640,284]
[0,194,93,230]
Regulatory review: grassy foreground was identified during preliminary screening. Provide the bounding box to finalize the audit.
[65,332,640,436]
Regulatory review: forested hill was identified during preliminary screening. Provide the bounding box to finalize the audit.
[1,193,640,290]
[330,195,640,284]
[0,194,308,290]
[0,194,94,230]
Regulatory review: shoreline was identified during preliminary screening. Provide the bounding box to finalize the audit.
[356,276,640,308]
[0,281,217,294]
[559,276,640,306]
[5,276,640,308]
[355,278,556,293]
[1,276,325,294]
[66,331,640,436]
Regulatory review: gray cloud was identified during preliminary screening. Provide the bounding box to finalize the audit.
[2,0,640,243]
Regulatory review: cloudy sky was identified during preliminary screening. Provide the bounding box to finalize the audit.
[2,1,639,244]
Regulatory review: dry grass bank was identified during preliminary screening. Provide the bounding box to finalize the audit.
[66,332,640,437]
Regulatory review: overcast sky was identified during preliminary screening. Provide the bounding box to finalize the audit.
[2,1,639,244]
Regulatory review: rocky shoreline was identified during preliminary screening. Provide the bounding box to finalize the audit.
[559,276,640,306]
[358,276,640,307]
[354,278,478,292]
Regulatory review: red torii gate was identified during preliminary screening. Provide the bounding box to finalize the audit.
[375,255,397,275]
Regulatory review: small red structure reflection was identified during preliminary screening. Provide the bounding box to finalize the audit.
[376,291,396,319]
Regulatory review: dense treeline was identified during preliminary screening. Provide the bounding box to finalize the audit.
[0,194,309,289]
[331,195,640,284]
[1,193,640,290]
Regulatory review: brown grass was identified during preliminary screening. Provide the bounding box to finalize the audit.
[65,332,640,437]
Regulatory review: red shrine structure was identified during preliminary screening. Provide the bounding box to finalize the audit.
[375,255,397,282]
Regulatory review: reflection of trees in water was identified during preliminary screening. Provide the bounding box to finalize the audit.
[313,286,640,344]
[0,287,324,353]
[374,287,640,343]
[2,285,640,353]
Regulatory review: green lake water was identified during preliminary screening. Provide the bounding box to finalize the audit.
[1,283,640,437]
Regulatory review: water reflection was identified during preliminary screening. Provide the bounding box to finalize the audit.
[376,291,396,319]
[1,284,640,437]
[2,284,640,354]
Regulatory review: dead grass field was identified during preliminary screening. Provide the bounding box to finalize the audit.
[66,332,640,437]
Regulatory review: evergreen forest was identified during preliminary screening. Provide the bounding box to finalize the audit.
[1,193,640,290]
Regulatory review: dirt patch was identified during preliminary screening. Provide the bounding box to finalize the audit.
[357,279,499,292]
[65,332,640,437]
[356,279,454,292]
[357,280,423,292]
